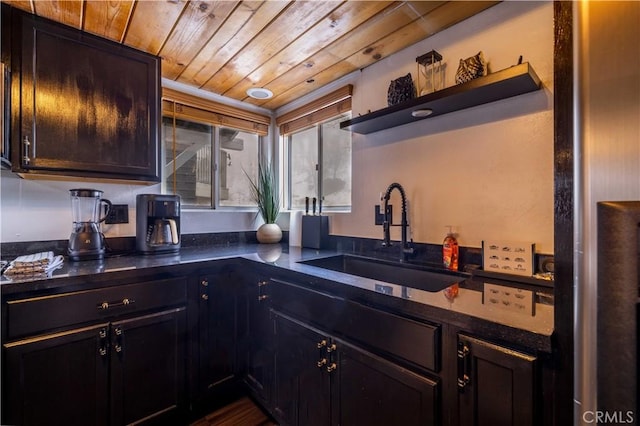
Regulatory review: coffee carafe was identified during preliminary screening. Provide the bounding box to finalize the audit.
[68,189,112,261]
[136,194,181,254]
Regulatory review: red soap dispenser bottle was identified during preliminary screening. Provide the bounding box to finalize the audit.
[443,226,459,271]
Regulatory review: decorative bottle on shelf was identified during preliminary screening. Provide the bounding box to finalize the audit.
[443,226,459,271]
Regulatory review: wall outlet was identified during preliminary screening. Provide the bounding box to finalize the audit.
[374,204,392,225]
[105,204,129,224]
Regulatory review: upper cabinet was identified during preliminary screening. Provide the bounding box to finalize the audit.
[7,8,161,183]
[340,63,542,135]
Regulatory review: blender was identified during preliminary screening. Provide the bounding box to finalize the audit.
[68,189,112,261]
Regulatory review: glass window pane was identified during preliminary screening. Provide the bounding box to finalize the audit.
[163,116,213,207]
[219,127,259,207]
[321,114,352,208]
[290,127,318,210]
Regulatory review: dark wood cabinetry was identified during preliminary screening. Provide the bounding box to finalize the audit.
[196,271,237,394]
[268,278,441,426]
[4,323,110,426]
[2,277,188,426]
[1,258,551,426]
[237,271,273,405]
[457,334,537,426]
[271,311,439,426]
[6,8,160,182]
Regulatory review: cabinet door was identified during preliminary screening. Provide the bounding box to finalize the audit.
[334,339,440,426]
[272,312,331,426]
[457,334,537,426]
[110,307,187,425]
[237,272,273,404]
[198,273,237,392]
[11,11,160,182]
[2,323,110,426]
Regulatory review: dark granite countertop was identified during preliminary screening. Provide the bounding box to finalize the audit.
[1,243,554,352]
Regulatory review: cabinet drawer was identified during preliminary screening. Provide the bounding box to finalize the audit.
[6,277,186,339]
[335,301,440,372]
[269,278,346,331]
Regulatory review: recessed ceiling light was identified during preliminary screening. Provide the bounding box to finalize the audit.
[246,87,273,99]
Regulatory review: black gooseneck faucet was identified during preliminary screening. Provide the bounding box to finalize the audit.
[382,182,414,262]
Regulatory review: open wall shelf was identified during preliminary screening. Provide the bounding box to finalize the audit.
[340,62,542,135]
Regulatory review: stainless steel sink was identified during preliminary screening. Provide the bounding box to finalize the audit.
[298,254,466,292]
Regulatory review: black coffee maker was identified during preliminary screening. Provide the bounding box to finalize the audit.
[136,194,181,254]
[68,189,112,261]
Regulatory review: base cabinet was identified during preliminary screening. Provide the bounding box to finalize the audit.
[457,334,537,426]
[272,311,439,426]
[2,277,188,426]
[336,339,439,426]
[110,309,187,425]
[237,272,273,406]
[3,308,186,426]
[196,271,237,394]
[4,323,110,426]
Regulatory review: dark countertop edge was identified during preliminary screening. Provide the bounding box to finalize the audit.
[0,244,553,353]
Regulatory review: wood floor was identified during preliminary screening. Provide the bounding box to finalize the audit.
[191,397,277,426]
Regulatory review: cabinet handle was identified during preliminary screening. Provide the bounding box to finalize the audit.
[201,294,209,301]
[258,280,268,287]
[326,362,337,373]
[317,339,327,349]
[114,326,124,355]
[97,298,135,310]
[201,279,209,287]
[22,136,31,164]
[257,294,269,301]
[98,327,108,357]
[326,343,337,353]
[457,341,471,391]
[317,358,327,368]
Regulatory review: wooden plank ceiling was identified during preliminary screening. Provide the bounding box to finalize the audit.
[3,0,499,110]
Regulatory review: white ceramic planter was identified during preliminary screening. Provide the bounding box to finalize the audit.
[256,223,282,244]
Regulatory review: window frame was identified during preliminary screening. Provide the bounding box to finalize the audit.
[161,89,270,211]
[285,111,352,212]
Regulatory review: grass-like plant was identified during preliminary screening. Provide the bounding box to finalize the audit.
[246,161,280,224]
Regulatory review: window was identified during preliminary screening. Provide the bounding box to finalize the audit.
[278,85,353,211]
[162,118,260,207]
[162,89,269,209]
[287,113,352,210]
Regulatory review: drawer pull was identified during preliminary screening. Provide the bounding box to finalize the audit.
[258,295,269,301]
[201,279,209,287]
[114,344,122,353]
[326,343,337,353]
[97,298,136,310]
[258,280,268,287]
[317,358,327,368]
[317,339,327,349]
[99,348,107,356]
[326,363,337,373]
[201,294,209,301]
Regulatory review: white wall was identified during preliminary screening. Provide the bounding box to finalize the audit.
[0,172,274,242]
[329,1,555,253]
[575,1,640,421]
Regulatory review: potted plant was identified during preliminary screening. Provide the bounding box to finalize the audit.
[246,161,282,244]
